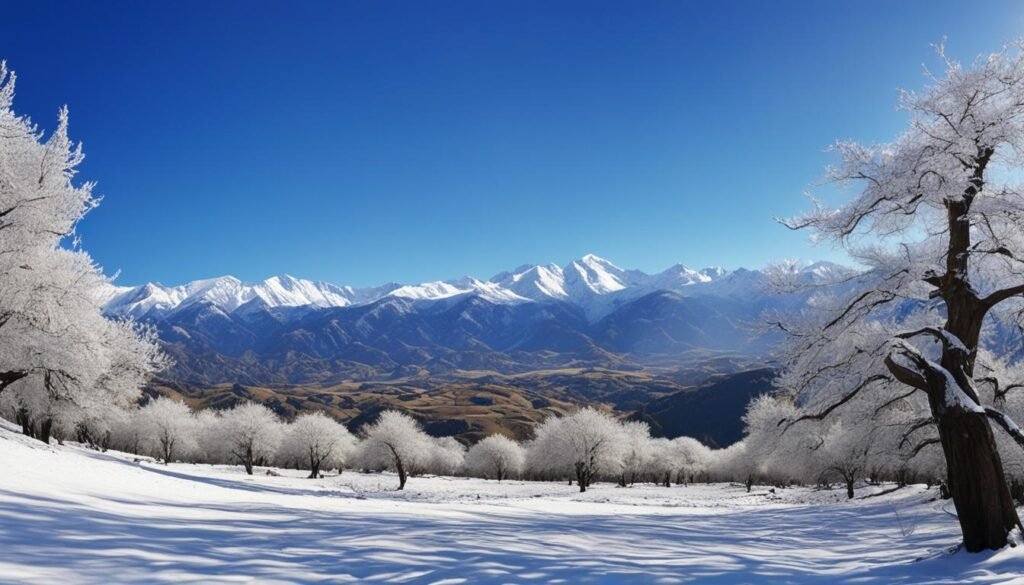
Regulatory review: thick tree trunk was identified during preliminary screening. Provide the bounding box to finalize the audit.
[928,163,1022,550]
[845,478,854,500]
[937,408,1021,552]
[937,311,1020,550]
[887,285,1022,548]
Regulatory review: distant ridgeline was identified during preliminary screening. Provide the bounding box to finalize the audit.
[108,255,825,443]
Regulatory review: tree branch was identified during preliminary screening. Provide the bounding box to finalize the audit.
[982,282,1024,308]
[884,344,933,392]
[873,388,919,416]
[910,438,940,458]
[899,418,935,448]
[778,374,891,431]
[895,327,968,356]
[985,407,1024,449]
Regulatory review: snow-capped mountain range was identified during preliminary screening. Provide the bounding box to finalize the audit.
[102,255,853,387]
[103,254,844,322]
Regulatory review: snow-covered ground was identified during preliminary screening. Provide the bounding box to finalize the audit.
[0,427,1022,584]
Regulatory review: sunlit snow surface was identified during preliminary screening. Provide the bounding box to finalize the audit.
[0,426,1021,584]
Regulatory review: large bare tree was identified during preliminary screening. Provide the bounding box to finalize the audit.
[778,41,1024,551]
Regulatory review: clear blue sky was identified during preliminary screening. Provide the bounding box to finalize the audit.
[2,1,1021,286]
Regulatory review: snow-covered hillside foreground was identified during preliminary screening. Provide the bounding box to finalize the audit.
[1,427,1022,584]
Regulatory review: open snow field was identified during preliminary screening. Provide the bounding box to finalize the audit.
[1,427,1022,584]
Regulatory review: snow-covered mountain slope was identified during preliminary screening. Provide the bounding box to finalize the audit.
[103,254,850,321]
[491,263,570,301]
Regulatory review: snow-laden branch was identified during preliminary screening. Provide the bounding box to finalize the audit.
[886,339,984,413]
[985,407,1024,448]
[895,327,969,356]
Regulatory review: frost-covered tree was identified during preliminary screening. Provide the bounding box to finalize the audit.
[668,436,712,486]
[110,409,144,455]
[714,441,753,487]
[424,436,465,476]
[645,438,676,486]
[465,434,525,481]
[136,397,196,465]
[529,408,625,492]
[618,421,653,487]
[191,409,222,464]
[64,402,125,451]
[711,388,945,492]
[49,319,164,448]
[279,412,355,478]
[701,445,726,483]
[777,40,1024,550]
[219,402,283,475]
[1,377,52,440]
[813,421,872,499]
[740,394,802,490]
[0,62,165,441]
[359,410,431,490]
[93,319,166,411]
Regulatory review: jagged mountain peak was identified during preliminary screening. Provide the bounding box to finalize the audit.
[575,253,622,270]
[564,255,629,295]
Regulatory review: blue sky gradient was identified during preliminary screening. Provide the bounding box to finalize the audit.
[2,1,1021,286]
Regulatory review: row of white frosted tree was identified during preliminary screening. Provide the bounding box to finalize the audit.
[75,400,716,492]
[70,394,1003,497]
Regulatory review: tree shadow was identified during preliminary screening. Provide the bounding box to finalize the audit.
[0,482,1003,584]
